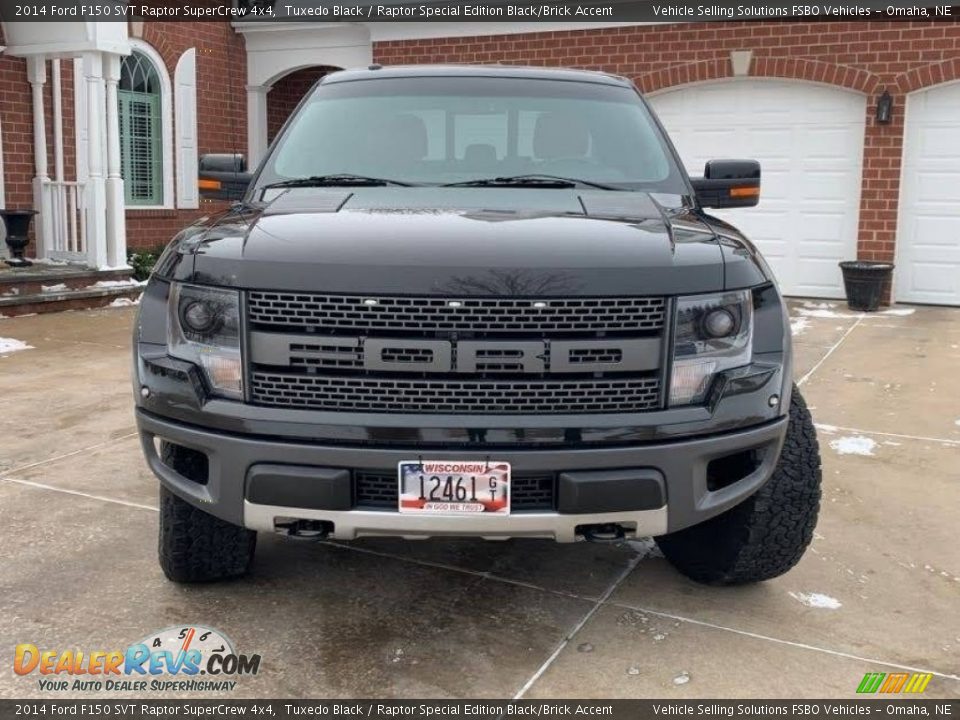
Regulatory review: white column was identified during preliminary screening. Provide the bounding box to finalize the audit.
[27,55,51,259]
[103,53,127,268]
[84,51,108,269]
[246,84,269,169]
[51,59,65,182]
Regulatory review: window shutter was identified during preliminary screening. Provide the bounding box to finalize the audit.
[119,91,163,205]
[175,48,198,209]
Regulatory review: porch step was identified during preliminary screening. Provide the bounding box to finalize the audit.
[0,265,143,316]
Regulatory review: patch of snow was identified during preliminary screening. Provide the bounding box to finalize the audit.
[0,337,34,355]
[88,279,144,289]
[815,423,838,434]
[28,257,69,266]
[790,316,810,336]
[796,306,916,320]
[673,672,691,686]
[955,419,960,427]
[627,537,664,559]
[829,435,877,456]
[879,308,915,316]
[1,287,20,296]
[789,591,842,609]
[41,283,69,293]
[108,295,141,308]
[796,308,859,319]
[803,301,837,309]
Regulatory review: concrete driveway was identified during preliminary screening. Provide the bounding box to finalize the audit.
[1,300,958,699]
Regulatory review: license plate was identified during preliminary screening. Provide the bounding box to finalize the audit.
[398,461,511,515]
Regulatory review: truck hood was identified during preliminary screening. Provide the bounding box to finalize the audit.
[177,188,725,296]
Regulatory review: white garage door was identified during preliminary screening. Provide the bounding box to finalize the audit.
[649,80,867,298]
[896,83,960,306]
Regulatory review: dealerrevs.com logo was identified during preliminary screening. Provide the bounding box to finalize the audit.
[14,625,261,693]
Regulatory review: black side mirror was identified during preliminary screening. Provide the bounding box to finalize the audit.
[199,154,253,201]
[691,159,761,209]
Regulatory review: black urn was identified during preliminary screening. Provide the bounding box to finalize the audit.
[0,210,38,268]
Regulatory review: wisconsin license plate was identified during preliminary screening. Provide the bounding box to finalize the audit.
[398,461,511,515]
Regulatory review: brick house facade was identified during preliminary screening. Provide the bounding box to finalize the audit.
[2,20,959,303]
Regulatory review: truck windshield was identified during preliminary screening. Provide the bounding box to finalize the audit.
[256,75,688,193]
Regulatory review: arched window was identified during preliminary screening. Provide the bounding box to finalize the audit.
[119,50,164,205]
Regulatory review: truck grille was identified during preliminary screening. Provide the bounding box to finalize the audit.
[246,291,666,415]
[355,471,556,511]
[250,373,661,414]
[248,291,666,334]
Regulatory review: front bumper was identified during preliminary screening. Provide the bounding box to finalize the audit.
[137,408,788,542]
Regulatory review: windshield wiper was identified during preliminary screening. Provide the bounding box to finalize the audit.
[442,174,624,191]
[262,173,413,189]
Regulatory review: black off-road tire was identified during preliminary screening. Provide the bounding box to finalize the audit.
[656,387,821,585]
[158,484,256,584]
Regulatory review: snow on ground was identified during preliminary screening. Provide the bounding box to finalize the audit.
[627,537,664,559]
[829,435,877,456]
[88,279,145,289]
[789,592,842,609]
[108,295,142,308]
[790,316,810,336]
[802,301,837,309]
[795,306,916,320]
[0,337,34,355]
[41,283,68,293]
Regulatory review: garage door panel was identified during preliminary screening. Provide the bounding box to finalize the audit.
[897,82,960,305]
[903,263,959,297]
[650,80,866,298]
[913,173,960,203]
[796,214,847,241]
[916,128,960,158]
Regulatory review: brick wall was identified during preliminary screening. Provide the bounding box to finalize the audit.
[374,21,960,266]
[267,66,337,142]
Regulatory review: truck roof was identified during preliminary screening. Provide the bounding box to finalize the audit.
[321,64,633,87]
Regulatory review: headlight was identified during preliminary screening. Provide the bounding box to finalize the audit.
[168,283,243,400]
[669,289,753,406]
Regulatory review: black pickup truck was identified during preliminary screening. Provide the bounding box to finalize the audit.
[133,65,821,585]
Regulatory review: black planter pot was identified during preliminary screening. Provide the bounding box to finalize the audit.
[839,260,894,312]
[0,209,38,268]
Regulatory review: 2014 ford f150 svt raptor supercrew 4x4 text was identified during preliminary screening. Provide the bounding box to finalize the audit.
[133,65,821,585]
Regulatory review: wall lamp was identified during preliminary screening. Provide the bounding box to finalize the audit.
[876,90,894,124]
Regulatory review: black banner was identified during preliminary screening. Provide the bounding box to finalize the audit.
[1,0,958,22]
[1,700,959,719]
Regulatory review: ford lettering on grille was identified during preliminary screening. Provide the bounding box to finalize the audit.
[250,334,661,375]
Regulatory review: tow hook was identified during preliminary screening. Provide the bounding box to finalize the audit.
[578,523,626,543]
[274,518,333,541]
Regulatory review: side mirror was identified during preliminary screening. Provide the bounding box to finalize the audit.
[691,159,761,209]
[199,154,253,201]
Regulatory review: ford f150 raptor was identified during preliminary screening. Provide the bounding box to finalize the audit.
[133,65,821,585]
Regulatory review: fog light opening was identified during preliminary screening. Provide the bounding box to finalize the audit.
[159,441,209,486]
[706,449,761,492]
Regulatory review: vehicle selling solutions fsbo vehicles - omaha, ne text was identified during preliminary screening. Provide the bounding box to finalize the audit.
[133,65,822,585]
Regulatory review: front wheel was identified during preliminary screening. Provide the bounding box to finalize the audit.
[158,485,256,583]
[656,387,822,585]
